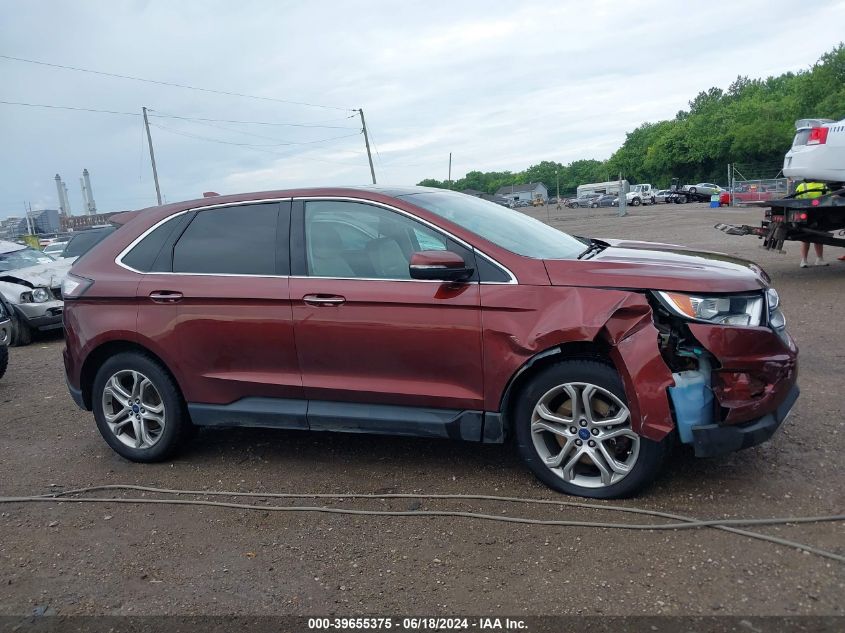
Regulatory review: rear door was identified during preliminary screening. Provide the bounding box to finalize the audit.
[289,198,484,430]
[135,201,303,411]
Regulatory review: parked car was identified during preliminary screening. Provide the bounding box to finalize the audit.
[654,189,672,204]
[567,194,601,208]
[43,240,70,257]
[0,295,10,379]
[783,117,845,183]
[0,240,72,346]
[60,226,117,262]
[684,183,723,196]
[64,187,798,499]
[594,194,618,207]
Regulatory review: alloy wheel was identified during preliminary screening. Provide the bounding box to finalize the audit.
[101,370,166,449]
[530,382,640,488]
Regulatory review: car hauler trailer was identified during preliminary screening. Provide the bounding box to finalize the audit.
[715,118,845,251]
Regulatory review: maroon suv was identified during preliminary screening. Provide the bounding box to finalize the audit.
[63,187,798,498]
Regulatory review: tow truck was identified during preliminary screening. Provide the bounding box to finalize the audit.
[715,118,845,251]
[666,178,716,204]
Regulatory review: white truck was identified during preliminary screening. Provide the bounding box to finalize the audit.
[625,184,657,206]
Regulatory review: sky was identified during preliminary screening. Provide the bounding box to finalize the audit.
[1,0,843,218]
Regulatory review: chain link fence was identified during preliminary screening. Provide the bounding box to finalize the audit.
[729,163,788,204]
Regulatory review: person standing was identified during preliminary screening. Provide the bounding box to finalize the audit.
[795,181,828,267]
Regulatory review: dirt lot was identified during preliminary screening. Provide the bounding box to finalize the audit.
[0,203,843,618]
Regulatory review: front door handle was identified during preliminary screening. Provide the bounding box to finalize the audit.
[149,290,183,304]
[303,294,346,306]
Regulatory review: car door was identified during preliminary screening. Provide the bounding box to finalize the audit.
[135,200,304,419]
[289,197,484,437]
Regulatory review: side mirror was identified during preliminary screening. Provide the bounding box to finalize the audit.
[409,251,474,282]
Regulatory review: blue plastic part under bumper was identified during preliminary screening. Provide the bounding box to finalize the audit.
[691,385,799,458]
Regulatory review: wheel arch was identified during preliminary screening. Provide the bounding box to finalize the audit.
[79,339,183,410]
[497,340,616,440]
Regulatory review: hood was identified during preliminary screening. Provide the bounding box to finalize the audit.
[0,258,73,289]
[544,239,768,293]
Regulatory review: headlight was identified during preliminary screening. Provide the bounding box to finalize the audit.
[656,291,764,326]
[766,288,787,330]
[30,287,51,303]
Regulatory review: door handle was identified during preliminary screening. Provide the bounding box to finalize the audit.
[303,294,346,306]
[149,290,183,304]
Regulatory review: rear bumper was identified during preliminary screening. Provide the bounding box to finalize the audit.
[692,384,799,457]
[66,374,86,410]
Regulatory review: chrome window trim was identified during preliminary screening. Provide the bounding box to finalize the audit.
[299,196,518,284]
[114,195,518,284]
[114,198,292,275]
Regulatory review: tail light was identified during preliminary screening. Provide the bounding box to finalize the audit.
[807,127,829,145]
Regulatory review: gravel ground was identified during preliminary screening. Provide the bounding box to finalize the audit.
[0,203,843,617]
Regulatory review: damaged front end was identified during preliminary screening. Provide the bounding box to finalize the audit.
[649,289,799,457]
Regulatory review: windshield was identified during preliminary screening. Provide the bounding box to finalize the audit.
[0,247,55,272]
[400,191,585,259]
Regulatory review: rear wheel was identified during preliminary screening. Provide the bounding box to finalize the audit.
[514,360,668,498]
[92,352,190,462]
[688,186,697,194]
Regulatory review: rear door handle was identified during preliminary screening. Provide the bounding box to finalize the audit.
[149,290,183,303]
[302,294,346,306]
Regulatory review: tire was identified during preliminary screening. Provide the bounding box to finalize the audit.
[688,187,697,194]
[514,359,669,499]
[0,345,7,380]
[92,352,190,462]
[590,203,598,208]
[650,196,656,205]
[631,197,641,207]
[568,202,577,209]
[9,316,32,347]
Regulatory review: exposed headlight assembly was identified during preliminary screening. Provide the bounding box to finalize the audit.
[656,291,764,326]
[21,287,52,304]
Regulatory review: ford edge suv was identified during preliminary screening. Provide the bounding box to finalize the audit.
[63,187,799,498]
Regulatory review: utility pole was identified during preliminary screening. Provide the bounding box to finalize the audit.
[727,163,732,207]
[556,168,561,210]
[358,108,376,185]
[448,152,452,189]
[25,202,34,235]
[142,107,163,205]
[618,172,628,217]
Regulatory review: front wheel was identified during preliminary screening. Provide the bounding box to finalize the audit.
[631,197,641,207]
[92,352,190,462]
[9,316,32,347]
[688,186,697,194]
[514,360,668,498]
[0,345,7,379]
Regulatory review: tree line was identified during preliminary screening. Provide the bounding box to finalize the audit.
[418,44,845,195]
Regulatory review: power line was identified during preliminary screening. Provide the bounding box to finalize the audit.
[0,100,358,128]
[162,114,366,156]
[0,54,353,112]
[149,121,361,148]
[149,122,365,168]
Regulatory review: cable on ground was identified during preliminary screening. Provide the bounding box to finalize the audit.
[1,485,842,563]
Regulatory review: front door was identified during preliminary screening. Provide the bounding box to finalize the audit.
[289,198,484,426]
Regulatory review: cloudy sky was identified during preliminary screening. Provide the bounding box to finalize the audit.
[1,0,843,218]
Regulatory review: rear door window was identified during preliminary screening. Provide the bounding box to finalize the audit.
[172,203,280,275]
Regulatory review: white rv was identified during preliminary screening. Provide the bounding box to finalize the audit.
[576,180,629,198]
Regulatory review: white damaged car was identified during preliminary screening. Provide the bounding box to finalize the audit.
[0,240,72,346]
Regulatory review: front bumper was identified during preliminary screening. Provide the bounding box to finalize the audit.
[692,384,799,457]
[13,301,64,331]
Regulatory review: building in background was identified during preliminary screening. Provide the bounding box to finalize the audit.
[0,216,23,240]
[495,182,548,204]
[62,211,120,231]
[15,209,61,236]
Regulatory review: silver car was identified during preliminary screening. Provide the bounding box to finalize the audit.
[685,183,723,196]
[0,241,72,346]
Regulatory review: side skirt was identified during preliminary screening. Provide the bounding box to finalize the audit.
[188,398,503,443]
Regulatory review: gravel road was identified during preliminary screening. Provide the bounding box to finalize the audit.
[0,203,842,617]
